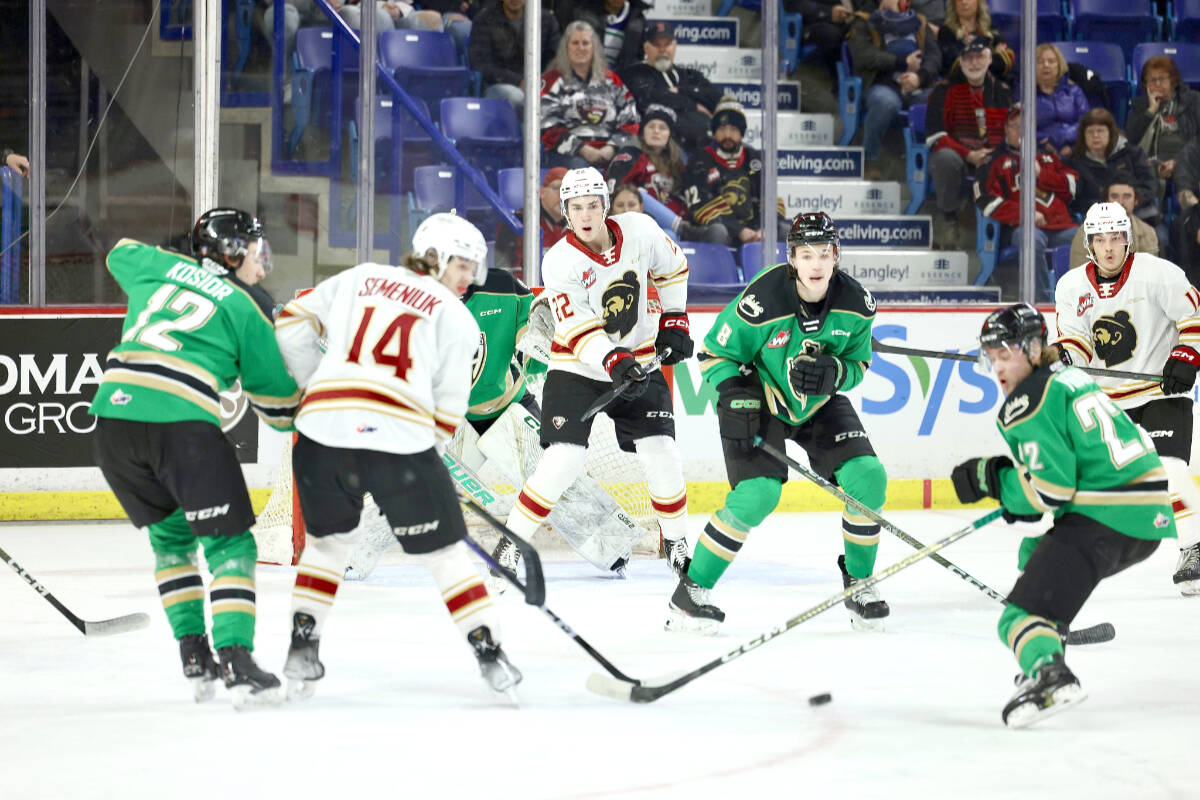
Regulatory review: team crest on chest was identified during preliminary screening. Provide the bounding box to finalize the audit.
[601,270,641,337]
[1092,310,1137,366]
[1076,293,1094,316]
[471,332,486,385]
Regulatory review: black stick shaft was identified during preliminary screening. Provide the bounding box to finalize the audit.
[0,545,87,633]
[582,350,669,422]
[871,338,1162,383]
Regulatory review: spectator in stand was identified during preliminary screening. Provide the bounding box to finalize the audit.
[847,0,941,177]
[681,96,790,245]
[469,0,560,115]
[1,147,28,177]
[541,20,640,170]
[1128,55,1200,202]
[925,36,1011,250]
[617,21,724,151]
[974,105,1079,302]
[338,0,456,32]
[605,104,726,243]
[1069,108,1159,229]
[494,167,570,272]
[570,0,648,72]
[610,184,644,214]
[937,0,1011,79]
[1033,44,1089,160]
[260,0,328,74]
[1069,181,1159,269]
[787,1,862,86]
[912,0,946,30]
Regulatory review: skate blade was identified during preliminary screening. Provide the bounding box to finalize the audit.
[227,684,283,711]
[664,609,720,636]
[1174,577,1200,596]
[1004,685,1088,729]
[190,677,218,704]
[849,614,885,633]
[286,678,317,700]
[343,567,366,581]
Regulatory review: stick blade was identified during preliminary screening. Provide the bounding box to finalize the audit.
[586,672,636,701]
[1065,622,1115,646]
[83,612,151,637]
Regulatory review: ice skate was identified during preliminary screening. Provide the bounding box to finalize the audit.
[666,574,725,635]
[282,612,325,700]
[838,555,889,632]
[1002,655,1087,729]
[662,533,692,580]
[218,644,282,709]
[179,633,220,703]
[467,625,522,701]
[486,536,521,595]
[610,555,629,578]
[1173,543,1200,596]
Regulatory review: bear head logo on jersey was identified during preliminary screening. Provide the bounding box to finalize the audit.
[1092,310,1137,366]
[471,331,486,386]
[602,270,641,338]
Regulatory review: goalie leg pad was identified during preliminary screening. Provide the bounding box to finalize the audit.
[412,541,499,640]
[291,530,356,641]
[344,494,399,581]
[1163,457,1200,548]
[834,456,887,579]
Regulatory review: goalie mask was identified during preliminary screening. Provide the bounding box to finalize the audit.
[559,167,610,226]
[411,212,488,286]
[1083,201,1132,265]
[192,207,272,275]
[786,211,840,272]
[978,302,1047,367]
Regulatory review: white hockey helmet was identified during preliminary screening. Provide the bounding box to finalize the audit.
[559,166,610,223]
[411,212,488,285]
[1083,201,1132,263]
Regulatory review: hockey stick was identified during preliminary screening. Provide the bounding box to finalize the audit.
[755,439,1115,646]
[871,338,1163,383]
[581,349,671,422]
[458,496,643,685]
[587,508,1006,703]
[0,544,150,636]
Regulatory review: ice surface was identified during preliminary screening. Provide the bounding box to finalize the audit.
[1,511,1197,799]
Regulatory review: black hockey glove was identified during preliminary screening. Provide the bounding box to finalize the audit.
[950,456,1013,504]
[603,347,649,401]
[716,375,765,454]
[1162,345,1200,396]
[787,351,845,397]
[655,311,694,365]
[1001,509,1044,525]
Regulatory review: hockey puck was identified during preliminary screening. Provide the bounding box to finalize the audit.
[808,693,832,706]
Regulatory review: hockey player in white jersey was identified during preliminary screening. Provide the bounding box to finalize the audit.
[273,213,522,698]
[1053,201,1200,595]
[491,167,695,581]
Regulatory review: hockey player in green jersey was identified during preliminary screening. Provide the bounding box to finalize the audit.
[671,211,889,634]
[951,303,1175,729]
[89,208,301,708]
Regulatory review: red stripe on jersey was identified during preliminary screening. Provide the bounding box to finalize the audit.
[566,323,603,352]
[295,573,339,597]
[277,307,296,319]
[634,344,656,357]
[518,490,552,520]
[651,495,687,515]
[435,418,457,436]
[1108,383,1159,401]
[445,582,488,615]
[301,387,419,415]
[551,341,572,355]
[1174,499,1188,515]
[1178,325,1200,336]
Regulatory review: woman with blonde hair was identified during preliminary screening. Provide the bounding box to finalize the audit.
[541,20,641,170]
[1035,43,1090,159]
[937,0,1012,78]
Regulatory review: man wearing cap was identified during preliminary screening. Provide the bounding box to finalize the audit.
[618,21,724,151]
[680,96,790,245]
[974,104,1079,301]
[495,167,571,271]
[924,35,1012,250]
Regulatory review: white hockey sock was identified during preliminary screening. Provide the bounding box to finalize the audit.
[504,443,587,539]
[414,541,500,641]
[635,435,689,542]
[291,531,356,639]
[1163,457,1200,548]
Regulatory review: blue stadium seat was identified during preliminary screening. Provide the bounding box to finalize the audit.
[1051,41,1130,126]
[379,30,472,125]
[1069,0,1160,61]
[904,103,929,215]
[739,241,787,281]
[1173,0,1200,42]
[1132,42,1200,94]
[348,95,435,193]
[680,242,743,303]
[411,165,491,215]
[990,0,1069,60]
[835,43,863,147]
[497,167,524,213]
[1049,243,1073,281]
[288,27,359,157]
[713,0,806,73]
[439,98,522,186]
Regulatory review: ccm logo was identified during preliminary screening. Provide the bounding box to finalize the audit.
[662,318,688,329]
[833,430,867,442]
[394,520,440,535]
[185,504,230,521]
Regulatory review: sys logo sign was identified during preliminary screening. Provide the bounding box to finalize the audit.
[860,326,1002,435]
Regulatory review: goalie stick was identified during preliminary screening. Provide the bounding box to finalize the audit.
[587,508,1005,703]
[582,349,671,422]
[871,338,1163,383]
[457,496,642,685]
[1,544,150,636]
[756,439,1115,646]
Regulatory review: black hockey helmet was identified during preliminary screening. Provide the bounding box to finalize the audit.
[786,211,840,269]
[192,208,270,272]
[979,302,1047,363]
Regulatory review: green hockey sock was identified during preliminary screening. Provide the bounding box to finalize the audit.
[834,456,887,578]
[200,532,259,650]
[690,507,753,589]
[1017,535,1042,571]
[149,510,206,640]
[999,603,1064,677]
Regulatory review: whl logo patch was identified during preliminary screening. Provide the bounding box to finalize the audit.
[110,389,132,406]
[766,330,790,348]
